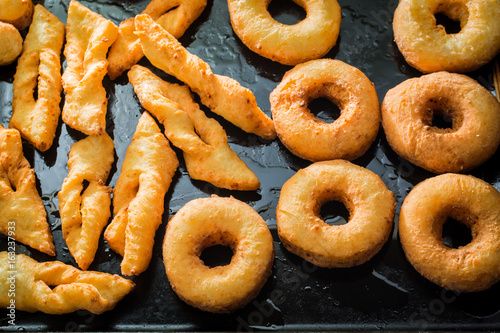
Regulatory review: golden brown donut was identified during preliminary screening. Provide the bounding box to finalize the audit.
[163,196,274,313]
[0,21,22,66]
[0,0,34,30]
[399,173,500,292]
[393,0,500,73]
[270,59,380,162]
[381,71,500,174]
[227,0,341,65]
[276,160,395,268]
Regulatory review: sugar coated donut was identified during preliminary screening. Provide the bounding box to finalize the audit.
[399,173,500,292]
[270,59,380,162]
[393,0,500,73]
[381,71,500,174]
[227,0,341,65]
[163,196,274,313]
[276,160,395,268]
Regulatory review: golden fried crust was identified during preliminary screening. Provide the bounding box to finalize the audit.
[61,0,118,136]
[399,174,500,292]
[393,0,500,73]
[163,196,274,313]
[104,112,179,276]
[107,0,207,80]
[0,21,23,66]
[58,133,114,270]
[10,5,65,151]
[0,252,135,314]
[0,0,33,30]
[134,14,276,140]
[381,72,500,174]
[128,65,260,191]
[270,59,380,162]
[0,126,55,255]
[276,160,395,268]
[228,0,341,65]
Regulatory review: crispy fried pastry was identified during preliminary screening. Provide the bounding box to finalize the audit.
[128,65,260,191]
[104,112,179,276]
[61,0,118,136]
[0,21,23,66]
[107,0,206,80]
[134,14,276,140]
[0,0,33,30]
[10,4,65,151]
[58,133,114,270]
[0,252,135,314]
[0,125,54,255]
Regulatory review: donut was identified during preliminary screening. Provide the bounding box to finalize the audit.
[276,160,395,268]
[399,173,500,292]
[227,0,341,65]
[163,196,274,313]
[381,71,500,174]
[393,0,500,73]
[270,59,380,162]
[0,21,23,66]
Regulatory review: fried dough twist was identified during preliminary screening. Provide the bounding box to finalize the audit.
[10,4,65,152]
[104,112,179,276]
[134,14,276,140]
[0,252,135,314]
[58,134,114,270]
[129,65,260,191]
[107,0,207,80]
[0,125,55,255]
[61,0,118,136]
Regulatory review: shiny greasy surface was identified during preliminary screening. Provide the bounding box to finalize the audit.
[0,0,500,330]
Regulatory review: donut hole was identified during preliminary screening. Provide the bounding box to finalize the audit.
[198,231,235,268]
[423,98,463,132]
[434,13,462,34]
[442,217,473,249]
[434,2,468,35]
[200,245,234,268]
[319,199,351,226]
[308,97,342,124]
[267,0,306,25]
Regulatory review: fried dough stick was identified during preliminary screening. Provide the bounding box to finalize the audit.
[58,134,114,270]
[10,5,65,152]
[134,14,276,140]
[107,0,206,80]
[129,65,260,191]
[104,112,179,276]
[0,125,54,255]
[0,252,135,314]
[61,0,118,136]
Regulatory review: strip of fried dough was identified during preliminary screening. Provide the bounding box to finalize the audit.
[61,0,118,136]
[58,133,114,270]
[134,14,276,140]
[0,21,23,66]
[104,112,178,276]
[0,252,134,314]
[0,125,54,255]
[10,5,65,152]
[129,65,260,191]
[107,0,206,80]
[0,0,33,30]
